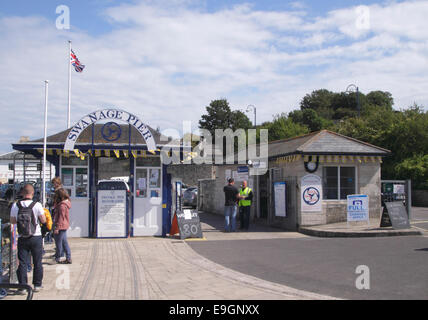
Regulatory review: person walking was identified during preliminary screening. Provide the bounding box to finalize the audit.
[52,188,72,264]
[10,184,46,292]
[223,178,243,232]
[238,180,253,231]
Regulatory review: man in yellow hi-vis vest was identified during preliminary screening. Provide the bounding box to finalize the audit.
[238,180,253,231]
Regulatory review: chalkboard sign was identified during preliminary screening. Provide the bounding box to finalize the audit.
[176,210,203,240]
[383,201,410,229]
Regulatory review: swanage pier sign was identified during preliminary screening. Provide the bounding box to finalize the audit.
[64,108,157,151]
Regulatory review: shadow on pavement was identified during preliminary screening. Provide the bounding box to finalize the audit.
[198,211,288,233]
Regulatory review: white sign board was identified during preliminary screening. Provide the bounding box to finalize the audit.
[274,182,287,217]
[393,184,405,194]
[233,167,249,182]
[347,195,369,221]
[97,190,127,237]
[64,108,156,151]
[184,209,192,220]
[301,174,322,212]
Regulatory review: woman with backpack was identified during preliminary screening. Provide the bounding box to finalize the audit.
[52,188,72,264]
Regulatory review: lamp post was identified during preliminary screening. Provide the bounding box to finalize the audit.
[346,84,360,117]
[42,80,49,207]
[245,104,259,221]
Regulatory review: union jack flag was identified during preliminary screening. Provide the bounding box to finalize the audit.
[70,49,85,73]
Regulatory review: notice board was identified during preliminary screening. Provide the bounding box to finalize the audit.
[97,190,127,237]
[301,174,322,212]
[274,182,287,217]
[176,210,203,240]
[347,195,369,222]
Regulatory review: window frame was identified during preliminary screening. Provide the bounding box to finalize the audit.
[60,155,89,199]
[322,165,358,201]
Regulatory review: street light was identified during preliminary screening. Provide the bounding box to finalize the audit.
[346,84,360,117]
[246,104,256,127]
[244,104,259,221]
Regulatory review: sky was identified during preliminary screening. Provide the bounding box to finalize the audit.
[0,0,427,154]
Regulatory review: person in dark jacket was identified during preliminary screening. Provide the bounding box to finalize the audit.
[52,188,72,264]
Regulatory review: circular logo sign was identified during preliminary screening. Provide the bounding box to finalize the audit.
[101,122,122,142]
[303,187,320,206]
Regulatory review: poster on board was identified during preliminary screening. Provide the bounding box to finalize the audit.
[232,166,249,182]
[97,190,127,238]
[301,174,322,212]
[274,182,287,217]
[347,195,369,221]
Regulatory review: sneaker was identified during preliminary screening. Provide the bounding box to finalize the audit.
[16,288,27,295]
[33,286,43,292]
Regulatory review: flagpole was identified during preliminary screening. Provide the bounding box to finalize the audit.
[42,80,49,207]
[67,40,72,129]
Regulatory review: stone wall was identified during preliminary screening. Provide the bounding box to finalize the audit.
[167,164,215,186]
[198,164,257,220]
[358,162,382,219]
[272,159,382,226]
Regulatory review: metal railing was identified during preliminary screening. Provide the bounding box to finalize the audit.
[0,219,32,300]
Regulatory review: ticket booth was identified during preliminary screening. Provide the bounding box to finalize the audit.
[12,108,185,238]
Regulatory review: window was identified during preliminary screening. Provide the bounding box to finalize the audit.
[323,166,356,200]
[61,155,89,198]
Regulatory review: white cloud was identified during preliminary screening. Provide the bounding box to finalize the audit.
[0,0,427,154]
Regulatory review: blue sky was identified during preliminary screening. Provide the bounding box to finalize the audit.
[0,0,427,154]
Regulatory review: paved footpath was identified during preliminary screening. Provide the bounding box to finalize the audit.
[5,233,337,300]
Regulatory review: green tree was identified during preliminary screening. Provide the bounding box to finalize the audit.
[261,113,309,141]
[396,154,428,189]
[300,89,336,119]
[199,99,252,134]
[365,91,393,110]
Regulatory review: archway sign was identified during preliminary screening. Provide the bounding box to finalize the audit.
[64,108,157,151]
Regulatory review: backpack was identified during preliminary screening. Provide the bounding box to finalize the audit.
[16,201,37,237]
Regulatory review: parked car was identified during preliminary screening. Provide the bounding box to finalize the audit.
[33,181,55,203]
[97,180,131,195]
[183,187,198,208]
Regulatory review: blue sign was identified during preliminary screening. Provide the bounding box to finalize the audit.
[347,195,369,221]
[237,166,249,173]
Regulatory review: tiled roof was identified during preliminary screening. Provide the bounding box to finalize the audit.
[268,130,390,158]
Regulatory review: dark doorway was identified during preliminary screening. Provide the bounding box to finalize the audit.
[259,171,269,219]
